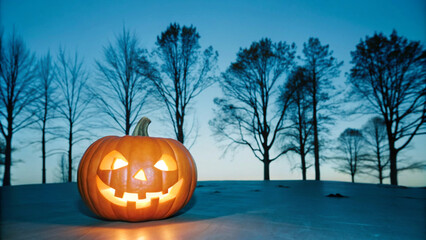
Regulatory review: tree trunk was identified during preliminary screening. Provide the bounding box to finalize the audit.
[301,151,307,181]
[177,113,184,144]
[177,124,184,143]
[41,92,48,184]
[262,117,270,181]
[125,109,130,135]
[389,143,398,185]
[384,119,398,185]
[377,153,383,184]
[312,92,320,181]
[298,107,306,181]
[263,146,271,180]
[42,123,46,184]
[175,81,185,143]
[264,160,270,181]
[68,121,73,182]
[351,174,354,183]
[376,139,382,184]
[125,92,130,135]
[3,134,12,186]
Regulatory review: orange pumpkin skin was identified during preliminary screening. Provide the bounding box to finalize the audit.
[77,135,197,222]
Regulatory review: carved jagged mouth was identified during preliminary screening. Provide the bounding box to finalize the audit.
[96,176,183,209]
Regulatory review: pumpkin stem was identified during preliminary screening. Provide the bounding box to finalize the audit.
[132,117,151,137]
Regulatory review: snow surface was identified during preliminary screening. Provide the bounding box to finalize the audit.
[1,181,425,239]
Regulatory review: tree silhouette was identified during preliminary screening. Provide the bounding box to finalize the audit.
[55,49,92,182]
[0,31,37,186]
[301,38,343,181]
[56,153,71,183]
[34,52,56,184]
[332,128,367,183]
[96,27,152,135]
[148,23,217,144]
[284,67,313,180]
[210,38,296,180]
[349,31,426,185]
[362,117,389,184]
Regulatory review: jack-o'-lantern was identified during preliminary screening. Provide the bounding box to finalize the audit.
[77,117,197,222]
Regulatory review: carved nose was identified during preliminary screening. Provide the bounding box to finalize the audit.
[133,169,147,181]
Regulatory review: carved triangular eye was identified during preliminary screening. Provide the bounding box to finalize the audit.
[112,158,128,170]
[154,154,177,171]
[154,160,168,171]
[99,150,128,170]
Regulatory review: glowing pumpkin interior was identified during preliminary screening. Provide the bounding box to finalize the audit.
[96,150,183,209]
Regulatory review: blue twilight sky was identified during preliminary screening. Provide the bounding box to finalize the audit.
[1,0,425,186]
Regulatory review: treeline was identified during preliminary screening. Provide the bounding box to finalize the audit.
[209,31,425,185]
[0,24,424,186]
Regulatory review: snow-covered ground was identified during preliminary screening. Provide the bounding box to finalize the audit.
[1,180,425,239]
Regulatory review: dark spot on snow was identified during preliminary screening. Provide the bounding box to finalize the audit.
[197,184,205,188]
[399,196,425,200]
[326,193,348,198]
[212,190,221,194]
[250,189,261,192]
[277,185,290,188]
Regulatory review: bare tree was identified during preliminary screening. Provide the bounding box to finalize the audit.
[349,31,426,185]
[148,23,217,144]
[332,128,367,183]
[55,49,92,182]
[0,31,37,186]
[210,38,296,180]
[34,52,56,184]
[96,27,152,134]
[56,153,70,183]
[302,37,343,181]
[284,66,313,180]
[362,117,389,184]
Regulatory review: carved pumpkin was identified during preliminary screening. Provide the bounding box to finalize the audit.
[77,117,197,222]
